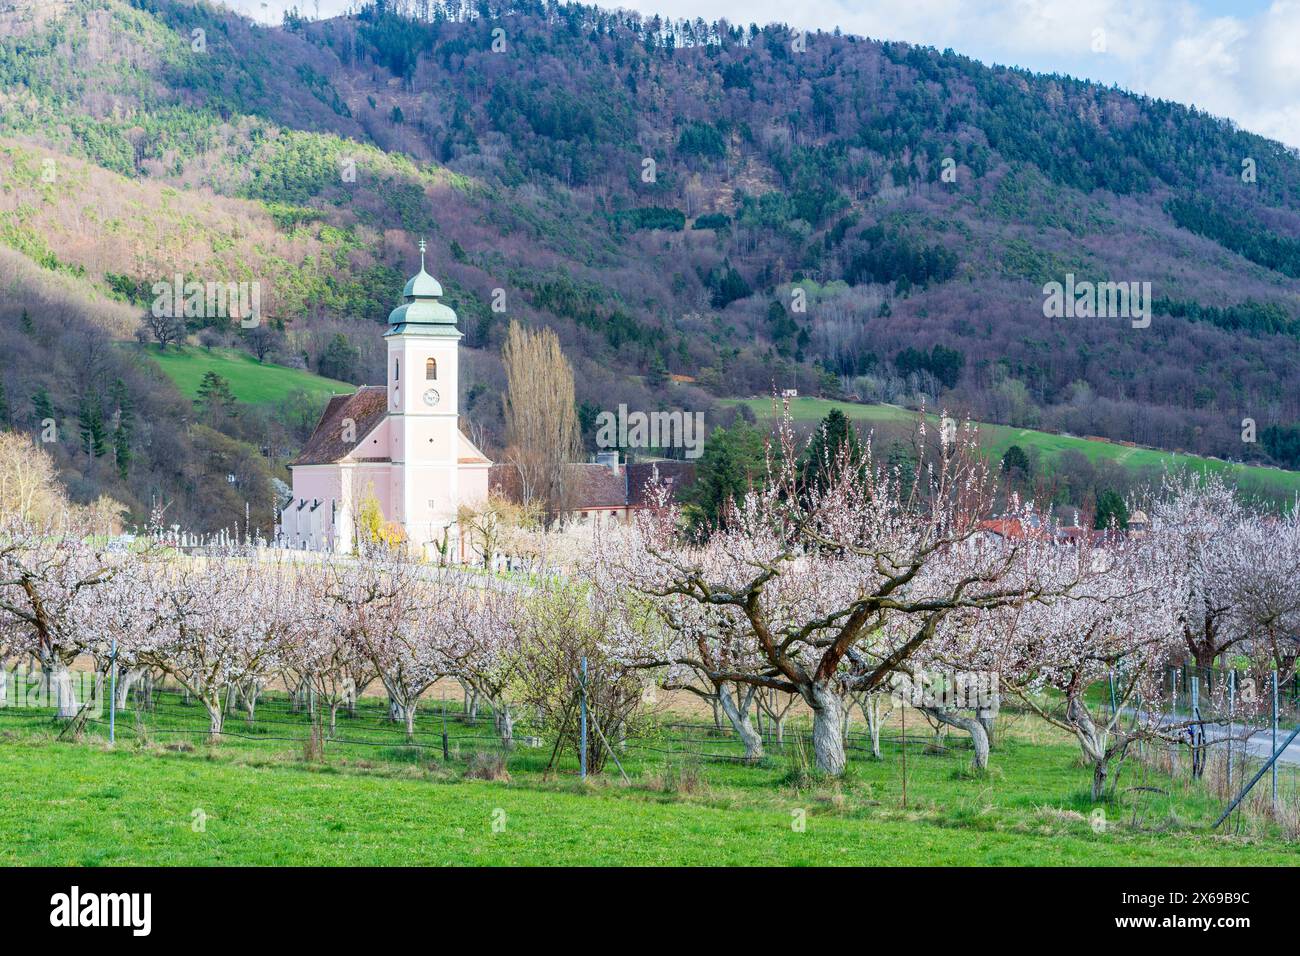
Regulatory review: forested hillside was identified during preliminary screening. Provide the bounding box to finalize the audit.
[3,0,1300,531]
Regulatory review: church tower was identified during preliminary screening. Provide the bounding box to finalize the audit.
[385,240,462,556]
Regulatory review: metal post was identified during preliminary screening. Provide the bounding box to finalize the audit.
[1227,670,1235,792]
[441,694,449,762]
[1272,669,1279,809]
[1214,719,1300,827]
[1191,674,1204,778]
[108,636,117,746]
[579,657,588,780]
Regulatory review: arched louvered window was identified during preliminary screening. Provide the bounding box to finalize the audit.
[426,357,437,380]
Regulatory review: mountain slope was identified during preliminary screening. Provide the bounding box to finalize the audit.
[3,0,1300,526]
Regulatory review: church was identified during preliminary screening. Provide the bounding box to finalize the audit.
[278,244,492,559]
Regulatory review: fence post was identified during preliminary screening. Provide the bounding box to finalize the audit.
[108,635,117,746]
[1227,670,1236,792]
[1272,669,1279,809]
[579,657,588,780]
[441,694,449,762]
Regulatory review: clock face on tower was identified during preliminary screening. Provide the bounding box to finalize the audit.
[422,388,440,407]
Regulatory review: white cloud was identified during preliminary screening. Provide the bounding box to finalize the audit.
[213,0,1300,147]
[1142,1,1300,147]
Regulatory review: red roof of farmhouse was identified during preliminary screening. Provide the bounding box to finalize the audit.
[488,460,696,512]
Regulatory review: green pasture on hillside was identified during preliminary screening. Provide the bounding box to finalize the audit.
[130,344,353,407]
[728,397,1300,500]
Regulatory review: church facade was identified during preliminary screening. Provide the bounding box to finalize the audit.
[279,247,491,558]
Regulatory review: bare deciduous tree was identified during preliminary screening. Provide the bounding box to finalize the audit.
[501,321,581,524]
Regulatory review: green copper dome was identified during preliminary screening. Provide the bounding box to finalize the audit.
[387,241,459,330]
[402,267,443,299]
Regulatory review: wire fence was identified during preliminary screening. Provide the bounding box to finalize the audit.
[6,664,1300,830]
[0,668,988,775]
[1167,663,1300,730]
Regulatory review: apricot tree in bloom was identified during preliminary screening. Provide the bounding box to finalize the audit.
[325,549,444,741]
[597,416,1069,776]
[992,536,1188,799]
[135,552,294,742]
[440,582,532,747]
[594,566,777,762]
[286,568,376,736]
[1223,509,1300,678]
[0,517,143,717]
[1151,473,1253,673]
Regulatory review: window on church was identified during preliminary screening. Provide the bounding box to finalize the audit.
[426,357,437,380]
[395,359,399,380]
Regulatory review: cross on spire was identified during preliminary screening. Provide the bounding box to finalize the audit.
[418,237,427,270]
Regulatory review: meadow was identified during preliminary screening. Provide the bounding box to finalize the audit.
[2,683,1297,867]
[728,397,1300,501]
[130,344,351,407]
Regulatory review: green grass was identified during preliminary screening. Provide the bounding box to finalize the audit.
[1,686,1297,865]
[727,397,1300,500]
[131,344,353,407]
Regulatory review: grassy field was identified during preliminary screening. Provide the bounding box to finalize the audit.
[727,397,1300,500]
[1,684,1297,866]
[130,344,353,407]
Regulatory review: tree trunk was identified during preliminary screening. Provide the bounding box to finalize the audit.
[860,693,885,760]
[51,663,78,719]
[114,668,140,711]
[978,687,998,746]
[919,706,990,770]
[717,682,763,761]
[403,701,417,742]
[460,681,478,720]
[807,681,847,776]
[1091,759,1109,802]
[242,681,259,725]
[495,704,515,749]
[1067,697,1111,801]
[206,701,224,744]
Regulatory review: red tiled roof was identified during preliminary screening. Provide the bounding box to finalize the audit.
[977,519,1027,539]
[290,386,389,466]
[568,464,629,509]
[488,460,697,511]
[627,461,696,507]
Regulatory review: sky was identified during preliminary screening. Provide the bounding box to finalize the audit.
[218,0,1300,148]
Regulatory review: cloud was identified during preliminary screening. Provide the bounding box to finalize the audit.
[1142,1,1300,147]
[213,0,1300,148]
